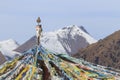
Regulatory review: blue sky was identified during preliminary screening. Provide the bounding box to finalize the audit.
[0,0,120,44]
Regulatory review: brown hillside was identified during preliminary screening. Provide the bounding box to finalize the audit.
[0,51,6,65]
[73,30,120,69]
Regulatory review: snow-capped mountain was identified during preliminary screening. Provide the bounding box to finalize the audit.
[0,39,20,60]
[41,25,97,54]
[15,25,97,55]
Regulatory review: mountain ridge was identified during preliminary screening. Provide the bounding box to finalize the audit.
[14,25,97,55]
[73,30,120,69]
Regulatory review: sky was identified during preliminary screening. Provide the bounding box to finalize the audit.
[0,0,120,44]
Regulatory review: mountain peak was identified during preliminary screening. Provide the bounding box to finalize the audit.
[61,25,89,34]
[61,25,79,31]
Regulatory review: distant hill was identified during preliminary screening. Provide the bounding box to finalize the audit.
[0,51,6,65]
[14,25,96,55]
[74,30,120,69]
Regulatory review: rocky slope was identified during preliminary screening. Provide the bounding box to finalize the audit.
[74,30,120,69]
[0,51,6,65]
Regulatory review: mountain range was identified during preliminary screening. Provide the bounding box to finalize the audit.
[74,30,120,69]
[0,25,120,79]
[1,25,120,71]
[14,25,96,55]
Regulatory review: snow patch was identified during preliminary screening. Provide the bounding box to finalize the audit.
[0,39,20,60]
